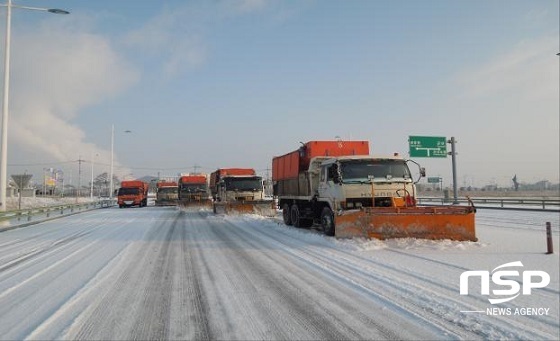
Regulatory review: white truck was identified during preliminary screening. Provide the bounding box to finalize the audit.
[273,141,476,241]
[210,168,275,216]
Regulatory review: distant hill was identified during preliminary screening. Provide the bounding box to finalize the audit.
[137,175,158,183]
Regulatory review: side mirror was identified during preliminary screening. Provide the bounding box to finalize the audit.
[328,164,341,184]
[333,174,341,184]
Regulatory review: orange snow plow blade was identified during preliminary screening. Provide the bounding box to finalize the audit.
[179,198,212,209]
[335,206,477,241]
[213,201,277,217]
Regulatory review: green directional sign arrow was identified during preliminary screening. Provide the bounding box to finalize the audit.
[409,136,447,158]
[427,177,441,183]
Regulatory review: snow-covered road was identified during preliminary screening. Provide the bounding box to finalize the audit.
[0,207,558,340]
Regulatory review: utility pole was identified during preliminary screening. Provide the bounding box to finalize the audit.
[77,156,84,202]
[264,167,272,197]
[90,152,98,199]
[264,167,271,181]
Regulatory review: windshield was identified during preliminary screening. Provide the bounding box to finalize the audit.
[117,187,140,196]
[179,184,208,193]
[224,177,262,191]
[340,159,412,182]
[158,187,177,194]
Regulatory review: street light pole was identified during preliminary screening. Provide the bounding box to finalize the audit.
[0,0,12,211]
[109,124,114,198]
[0,1,69,211]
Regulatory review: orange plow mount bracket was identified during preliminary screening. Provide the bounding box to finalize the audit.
[335,206,477,241]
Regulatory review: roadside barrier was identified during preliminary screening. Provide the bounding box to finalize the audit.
[418,197,560,212]
[0,199,115,226]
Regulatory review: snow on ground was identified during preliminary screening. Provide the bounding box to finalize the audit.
[0,206,558,340]
[224,209,560,339]
[5,196,98,210]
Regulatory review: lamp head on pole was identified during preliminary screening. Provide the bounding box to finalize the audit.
[47,8,69,14]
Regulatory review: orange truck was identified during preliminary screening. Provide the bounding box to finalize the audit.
[117,180,149,208]
[155,180,178,206]
[210,168,275,216]
[273,140,476,241]
[177,175,211,207]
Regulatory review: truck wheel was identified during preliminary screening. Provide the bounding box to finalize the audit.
[291,204,302,228]
[282,204,292,226]
[292,205,314,228]
[321,207,335,236]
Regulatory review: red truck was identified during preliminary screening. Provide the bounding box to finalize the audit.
[177,175,210,207]
[117,180,149,208]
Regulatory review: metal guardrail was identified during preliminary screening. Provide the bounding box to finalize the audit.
[0,199,115,224]
[418,197,560,211]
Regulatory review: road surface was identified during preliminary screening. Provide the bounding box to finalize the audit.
[0,207,558,340]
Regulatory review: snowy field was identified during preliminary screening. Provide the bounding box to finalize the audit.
[5,196,98,211]
[0,206,558,340]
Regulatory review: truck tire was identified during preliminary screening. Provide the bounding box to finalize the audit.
[282,204,293,226]
[291,204,313,228]
[291,204,302,227]
[321,207,335,236]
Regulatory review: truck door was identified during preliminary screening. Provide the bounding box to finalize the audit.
[319,164,340,206]
[318,165,328,193]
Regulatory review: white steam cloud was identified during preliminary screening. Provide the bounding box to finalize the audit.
[4,18,138,180]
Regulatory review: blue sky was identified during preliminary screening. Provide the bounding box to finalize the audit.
[2,0,559,188]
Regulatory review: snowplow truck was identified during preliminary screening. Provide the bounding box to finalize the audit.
[210,168,275,216]
[272,141,476,241]
[117,180,149,208]
[177,175,211,207]
[155,181,178,206]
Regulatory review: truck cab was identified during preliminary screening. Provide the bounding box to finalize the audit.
[117,180,149,208]
[216,175,265,202]
[317,155,417,210]
[155,181,178,206]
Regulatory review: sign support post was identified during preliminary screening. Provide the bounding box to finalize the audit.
[409,135,462,205]
[448,137,459,204]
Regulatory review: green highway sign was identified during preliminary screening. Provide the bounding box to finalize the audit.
[427,177,441,184]
[409,136,447,158]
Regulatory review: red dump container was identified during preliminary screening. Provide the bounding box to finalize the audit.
[272,151,300,181]
[178,175,206,185]
[121,180,148,190]
[157,181,177,188]
[272,141,370,181]
[303,140,369,160]
[216,168,256,176]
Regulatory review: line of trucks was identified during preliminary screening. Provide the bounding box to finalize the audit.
[116,140,477,241]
